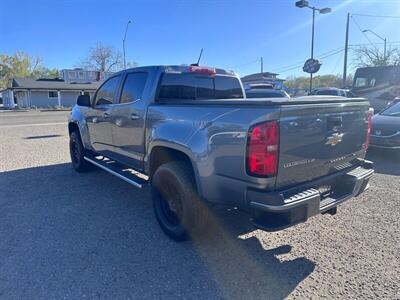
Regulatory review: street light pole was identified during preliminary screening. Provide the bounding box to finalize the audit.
[342,13,350,87]
[384,38,387,62]
[310,7,315,93]
[295,1,331,93]
[123,20,132,70]
[362,29,387,64]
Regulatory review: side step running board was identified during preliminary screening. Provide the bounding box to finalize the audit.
[84,156,148,188]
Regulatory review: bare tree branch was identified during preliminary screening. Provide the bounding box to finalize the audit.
[79,42,124,73]
[353,46,400,67]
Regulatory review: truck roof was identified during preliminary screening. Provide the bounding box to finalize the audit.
[120,65,238,76]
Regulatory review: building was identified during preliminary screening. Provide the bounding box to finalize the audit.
[241,72,285,90]
[0,69,111,108]
[58,69,113,83]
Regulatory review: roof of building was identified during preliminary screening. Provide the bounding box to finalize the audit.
[241,72,284,82]
[5,77,100,91]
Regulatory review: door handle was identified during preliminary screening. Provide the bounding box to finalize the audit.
[103,112,110,118]
[130,113,140,120]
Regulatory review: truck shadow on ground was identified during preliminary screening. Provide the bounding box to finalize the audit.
[0,163,315,299]
[366,149,400,176]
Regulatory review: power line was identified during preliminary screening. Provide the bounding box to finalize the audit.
[331,50,344,74]
[275,48,345,73]
[272,47,345,73]
[351,16,380,52]
[261,40,400,74]
[226,59,260,69]
[352,13,400,19]
[349,41,400,47]
[228,40,400,75]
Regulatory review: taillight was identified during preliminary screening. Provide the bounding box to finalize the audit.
[247,121,279,176]
[364,109,373,150]
[188,66,216,75]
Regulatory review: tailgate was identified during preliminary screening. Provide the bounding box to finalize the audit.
[276,101,370,189]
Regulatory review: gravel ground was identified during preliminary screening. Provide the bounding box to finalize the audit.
[0,111,399,299]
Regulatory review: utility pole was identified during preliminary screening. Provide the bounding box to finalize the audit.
[342,13,350,87]
[261,57,263,73]
[123,20,132,70]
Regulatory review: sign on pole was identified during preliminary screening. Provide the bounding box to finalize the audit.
[303,58,321,74]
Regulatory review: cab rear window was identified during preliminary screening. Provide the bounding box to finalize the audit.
[157,73,243,100]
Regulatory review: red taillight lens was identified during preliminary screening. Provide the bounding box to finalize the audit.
[364,109,373,150]
[247,121,279,176]
[188,66,216,75]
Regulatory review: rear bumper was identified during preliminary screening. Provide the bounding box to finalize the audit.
[248,161,374,231]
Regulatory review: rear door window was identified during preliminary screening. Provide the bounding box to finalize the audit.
[158,73,243,100]
[119,72,148,104]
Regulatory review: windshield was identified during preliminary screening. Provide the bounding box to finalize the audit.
[354,77,376,88]
[246,90,288,98]
[381,102,400,117]
[315,90,339,96]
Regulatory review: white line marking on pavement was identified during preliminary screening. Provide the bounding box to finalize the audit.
[0,122,66,128]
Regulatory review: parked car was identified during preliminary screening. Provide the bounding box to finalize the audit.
[309,87,354,97]
[246,88,290,99]
[387,96,400,107]
[68,65,374,242]
[370,101,400,150]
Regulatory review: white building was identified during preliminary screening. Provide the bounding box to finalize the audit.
[58,69,113,83]
[1,78,99,108]
[0,69,112,108]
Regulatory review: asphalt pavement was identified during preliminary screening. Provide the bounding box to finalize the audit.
[0,111,399,299]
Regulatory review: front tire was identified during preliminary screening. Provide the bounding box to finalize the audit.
[69,131,93,172]
[152,161,209,241]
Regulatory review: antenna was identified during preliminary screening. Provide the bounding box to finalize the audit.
[191,48,203,66]
[261,57,263,73]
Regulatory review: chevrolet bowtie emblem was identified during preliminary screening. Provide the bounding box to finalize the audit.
[325,132,344,146]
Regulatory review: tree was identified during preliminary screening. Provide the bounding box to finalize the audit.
[80,42,123,72]
[0,52,58,89]
[353,46,400,67]
[285,74,353,90]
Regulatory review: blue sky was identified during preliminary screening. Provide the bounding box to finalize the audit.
[1,0,400,79]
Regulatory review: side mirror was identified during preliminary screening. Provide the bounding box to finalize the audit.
[77,94,91,106]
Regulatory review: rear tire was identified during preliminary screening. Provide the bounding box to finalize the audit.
[69,131,93,172]
[152,161,209,241]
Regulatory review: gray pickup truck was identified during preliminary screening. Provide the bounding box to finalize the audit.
[68,65,374,241]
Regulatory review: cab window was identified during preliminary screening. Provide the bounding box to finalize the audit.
[157,73,243,100]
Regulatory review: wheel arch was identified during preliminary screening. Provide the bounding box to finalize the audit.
[68,120,92,150]
[148,144,203,197]
[68,122,80,136]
